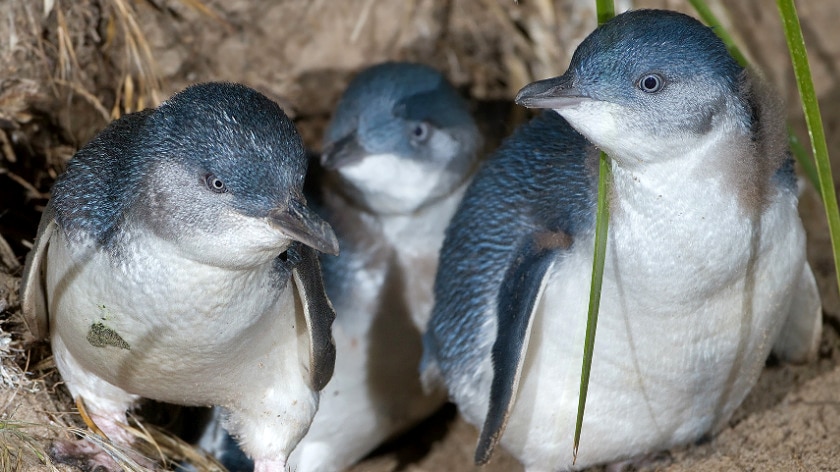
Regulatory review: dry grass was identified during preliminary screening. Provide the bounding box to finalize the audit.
[0,327,223,471]
[0,301,65,471]
[103,0,163,115]
[0,417,225,472]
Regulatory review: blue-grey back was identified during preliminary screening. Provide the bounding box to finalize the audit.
[52,109,154,245]
[424,110,598,381]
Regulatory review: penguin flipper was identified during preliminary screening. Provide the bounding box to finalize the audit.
[20,201,57,340]
[475,231,569,464]
[290,243,338,391]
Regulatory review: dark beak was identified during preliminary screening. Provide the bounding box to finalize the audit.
[515,74,591,110]
[269,199,339,256]
[320,133,366,170]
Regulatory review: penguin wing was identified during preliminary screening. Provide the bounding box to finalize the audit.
[20,201,57,340]
[290,243,338,391]
[475,232,570,464]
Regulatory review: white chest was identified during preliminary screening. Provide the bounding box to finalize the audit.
[46,229,302,405]
[337,184,465,334]
[464,166,806,470]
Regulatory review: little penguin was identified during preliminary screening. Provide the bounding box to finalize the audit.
[422,9,822,471]
[20,82,339,472]
[292,61,482,472]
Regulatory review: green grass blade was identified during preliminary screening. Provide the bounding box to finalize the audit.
[688,0,821,195]
[687,0,749,66]
[573,151,611,462]
[573,0,614,462]
[777,0,840,298]
[595,0,614,25]
[789,126,822,194]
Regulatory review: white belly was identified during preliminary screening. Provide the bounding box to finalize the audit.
[46,230,311,411]
[458,199,805,471]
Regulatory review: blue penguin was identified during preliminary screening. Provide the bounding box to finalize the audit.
[288,61,483,471]
[422,9,822,471]
[20,82,339,472]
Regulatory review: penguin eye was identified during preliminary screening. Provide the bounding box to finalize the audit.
[409,122,431,145]
[638,73,664,93]
[204,174,227,193]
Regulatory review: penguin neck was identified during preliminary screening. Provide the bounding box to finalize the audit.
[106,220,284,286]
[327,165,470,218]
[377,179,468,245]
[322,175,468,256]
[603,121,767,305]
[607,112,763,221]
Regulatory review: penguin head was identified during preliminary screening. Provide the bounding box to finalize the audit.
[53,82,337,269]
[516,10,747,165]
[321,62,482,215]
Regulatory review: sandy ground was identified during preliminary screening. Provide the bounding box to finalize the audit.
[1,0,839,471]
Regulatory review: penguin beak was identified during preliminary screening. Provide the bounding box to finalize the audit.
[515,73,592,110]
[320,133,366,170]
[268,199,339,256]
